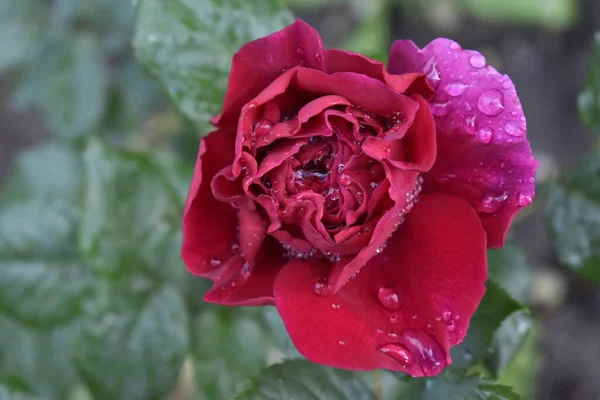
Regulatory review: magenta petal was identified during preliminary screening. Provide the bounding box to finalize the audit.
[388,38,538,247]
[217,19,325,126]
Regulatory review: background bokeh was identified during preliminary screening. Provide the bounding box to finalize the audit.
[1,0,599,399]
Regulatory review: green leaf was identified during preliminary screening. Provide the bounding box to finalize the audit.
[487,245,531,305]
[0,0,45,71]
[0,384,47,400]
[487,311,532,375]
[394,373,521,400]
[546,151,600,283]
[80,140,189,283]
[579,32,600,132]
[0,198,93,326]
[450,283,524,369]
[13,35,107,139]
[260,308,303,359]
[193,308,272,399]
[232,360,374,400]
[0,317,81,400]
[0,142,82,204]
[133,0,293,126]
[73,286,189,400]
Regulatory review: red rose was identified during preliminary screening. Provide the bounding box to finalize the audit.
[182,20,537,376]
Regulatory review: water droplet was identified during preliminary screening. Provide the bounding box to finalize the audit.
[478,192,508,214]
[314,53,322,60]
[401,330,446,376]
[389,314,399,323]
[241,263,251,277]
[378,343,413,367]
[314,279,330,296]
[469,54,487,69]
[412,315,418,320]
[247,102,258,109]
[478,127,493,143]
[331,303,341,310]
[447,321,457,332]
[231,243,240,251]
[423,57,441,86]
[296,48,304,56]
[477,90,504,116]
[337,164,345,173]
[504,120,525,137]
[370,182,378,188]
[209,258,221,267]
[442,309,452,322]
[465,115,477,130]
[338,340,346,346]
[430,101,451,117]
[339,174,351,185]
[378,287,402,311]
[518,193,533,206]
[387,332,398,339]
[445,81,468,96]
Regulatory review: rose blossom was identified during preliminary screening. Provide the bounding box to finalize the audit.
[182,20,537,376]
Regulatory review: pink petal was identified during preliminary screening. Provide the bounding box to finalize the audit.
[388,39,538,247]
[273,194,487,375]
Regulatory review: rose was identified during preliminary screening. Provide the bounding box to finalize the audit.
[182,20,537,376]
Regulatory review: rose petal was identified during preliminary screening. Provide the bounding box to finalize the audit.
[182,130,238,277]
[388,38,537,247]
[216,19,326,126]
[324,49,435,98]
[273,194,487,375]
[205,237,286,306]
[293,68,420,118]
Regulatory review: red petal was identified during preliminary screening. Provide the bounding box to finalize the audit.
[217,19,325,126]
[274,194,487,376]
[204,237,285,306]
[182,130,238,277]
[388,39,538,247]
[324,49,435,98]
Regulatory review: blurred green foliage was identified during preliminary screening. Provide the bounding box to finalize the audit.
[0,0,585,398]
[579,33,600,133]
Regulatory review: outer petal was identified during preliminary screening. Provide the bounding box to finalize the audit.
[182,130,238,277]
[388,39,538,247]
[274,194,487,375]
[216,19,326,126]
[204,237,286,306]
[324,49,435,98]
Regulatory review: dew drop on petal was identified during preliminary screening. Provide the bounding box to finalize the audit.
[504,120,525,137]
[314,279,330,296]
[477,127,493,144]
[447,321,457,332]
[445,81,468,97]
[478,192,508,214]
[430,101,451,117]
[378,287,401,311]
[331,303,341,310]
[378,343,413,367]
[209,258,221,267]
[477,90,504,116]
[442,309,452,322]
[296,48,304,56]
[518,193,533,206]
[469,54,487,69]
[338,340,346,346]
[401,330,446,375]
